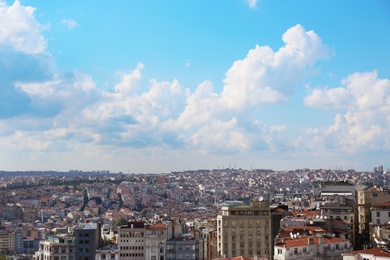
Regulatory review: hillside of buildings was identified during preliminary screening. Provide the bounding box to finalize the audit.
[0,166,389,259]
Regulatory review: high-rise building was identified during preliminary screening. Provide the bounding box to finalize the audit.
[118,221,146,260]
[145,223,167,260]
[217,200,272,259]
[74,223,101,260]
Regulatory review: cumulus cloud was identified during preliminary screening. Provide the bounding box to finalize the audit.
[303,71,390,151]
[61,19,79,30]
[4,22,328,155]
[0,0,46,54]
[5,0,377,172]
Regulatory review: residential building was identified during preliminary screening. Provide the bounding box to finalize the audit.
[35,234,75,260]
[320,197,356,248]
[118,221,145,260]
[74,223,101,260]
[356,187,390,247]
[217,200,272,259]
[0,229,15,252]
[166,234,204,260]
[370,201,390,247]
[274,235,351,260]
[145,222,167,260]
[95,245,119,260]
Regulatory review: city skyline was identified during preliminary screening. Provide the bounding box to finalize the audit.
[0,0,389,173]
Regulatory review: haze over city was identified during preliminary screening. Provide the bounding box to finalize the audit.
[0,0,389,173]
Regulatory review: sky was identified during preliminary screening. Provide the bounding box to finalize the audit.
[0,0,389,173]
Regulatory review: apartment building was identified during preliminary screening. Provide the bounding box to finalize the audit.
[274,235,351,260]
[356,187,390,244]
[0,230,15,252]
[166,234,204,260]
[118,221,146,260]
[35,234,75,260]
[217,200,272,259]
[74,223,101,260]
[145,222,167,260]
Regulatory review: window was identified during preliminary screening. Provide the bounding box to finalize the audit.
[377,212,381,217]
[294,248,298,254]
[303,247,307,253]
[336,244,339,250]
[278,249,282,255]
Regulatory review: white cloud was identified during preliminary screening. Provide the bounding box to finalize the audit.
[247,0,258,9]
[3,0,384,172]
[61,19,79,30]
[221,24,329,109]
[303,71,390,152]
[0,0,46,54]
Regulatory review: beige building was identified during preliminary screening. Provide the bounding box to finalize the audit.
[0,230,15,252]
[356,187,390,237]
[217,200,272,259]
[35,234,76,260]
[145,223,167,260]
[118,221,146,260]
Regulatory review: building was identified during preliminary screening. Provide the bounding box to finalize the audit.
[356,187,390,246]
[95,245,119,260]
[0,229,15,253]
[35,234,75,260]
[217,200,272,259]
[369,201,390,247]
[118,221,146,260]
[319,197,356,248]
[274,235,351,260]
[343,247,390,259]
[145,222,167,260]
[166,234,204,260]
[313,181,355,200]
[74,223,101,260]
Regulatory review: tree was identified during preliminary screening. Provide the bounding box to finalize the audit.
[113,218,128,226]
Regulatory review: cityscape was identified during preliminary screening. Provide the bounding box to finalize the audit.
[1,0,390,259]
[0,166,390,259]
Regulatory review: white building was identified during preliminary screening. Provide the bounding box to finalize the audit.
[274,235,351,260]
[145,223,167,260]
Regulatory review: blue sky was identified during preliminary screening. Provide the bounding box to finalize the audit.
[0,0,389,173]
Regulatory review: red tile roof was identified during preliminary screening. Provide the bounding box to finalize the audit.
[147,223,166,231]
[372,201,390,207]
[343,247,390,257]
[277,235,348,248]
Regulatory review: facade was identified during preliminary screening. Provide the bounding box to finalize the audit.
[313,181,355,199]
[319,197,356,248]
[95,245,119,260]
[370,201,390,247]
[35,234,75,260]
[274,235,351,260]
[166,234,204,260]
[145,223,167,260]
[74,223,101,260]
[118,221,146,260]
[0,230,15,253]
[217,201,272,259]
[356,187,390,243]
